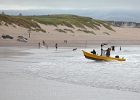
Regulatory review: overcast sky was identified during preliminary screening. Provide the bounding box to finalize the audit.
[0,0,140,10]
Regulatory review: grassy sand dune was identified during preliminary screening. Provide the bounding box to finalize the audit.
[0,14,140,47]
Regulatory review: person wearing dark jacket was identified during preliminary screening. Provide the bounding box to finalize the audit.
[91,49,96,54]
[38,42,40,49]
[106,48,111,57]
[55,43,58,50]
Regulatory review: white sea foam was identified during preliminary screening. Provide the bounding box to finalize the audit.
[24,46,140,93]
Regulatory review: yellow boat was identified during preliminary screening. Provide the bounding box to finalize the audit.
[82,50,126,61]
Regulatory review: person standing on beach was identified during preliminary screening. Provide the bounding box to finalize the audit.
[38,42,40,49]
[55,43,57,50]
[46,44,48,49]
[42,40,45,46]
[85,41,87,48]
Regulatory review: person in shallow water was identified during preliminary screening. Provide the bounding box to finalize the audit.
[91,49,96,54]
[38,42,40,49]
[106,48,111,57]
[55,43,58,50]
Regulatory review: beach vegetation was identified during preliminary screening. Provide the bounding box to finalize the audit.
[0,14,45,33]
[0,14,115,34]
[103,32,110,35]
[77,29,96,35]
[12,24,16,28]
[55,29,66,33]
[96,20,115,32]
[5,23,8,27]
[22,14,114,32]
[0,21,2,26]
[64,29,74,33]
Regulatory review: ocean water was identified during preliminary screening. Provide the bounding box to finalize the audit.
[21,45,140,93]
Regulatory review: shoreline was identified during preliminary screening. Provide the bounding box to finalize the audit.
[1,39,140,48]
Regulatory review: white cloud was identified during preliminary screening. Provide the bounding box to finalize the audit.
[0,0,140,10]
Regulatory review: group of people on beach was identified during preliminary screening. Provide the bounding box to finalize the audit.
[38,40,121,56]
[38,40,57,50]
[38,40,88,50]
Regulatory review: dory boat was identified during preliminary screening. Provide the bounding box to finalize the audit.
[82,50,126,61]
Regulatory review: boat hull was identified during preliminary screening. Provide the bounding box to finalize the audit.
[82,50,126,61]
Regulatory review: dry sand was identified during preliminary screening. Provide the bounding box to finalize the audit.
[0,23,140,48]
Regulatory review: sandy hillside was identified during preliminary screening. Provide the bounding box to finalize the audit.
[0,23,140,47]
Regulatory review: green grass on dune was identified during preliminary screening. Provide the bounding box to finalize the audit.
[55,29,66,33]
[64,29,74,33]
[0,14,46,33]
[77,29,96,35]
[0,14,115,34]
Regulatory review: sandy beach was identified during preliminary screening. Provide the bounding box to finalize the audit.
[0,23,140,48]
[0,24,140,100]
